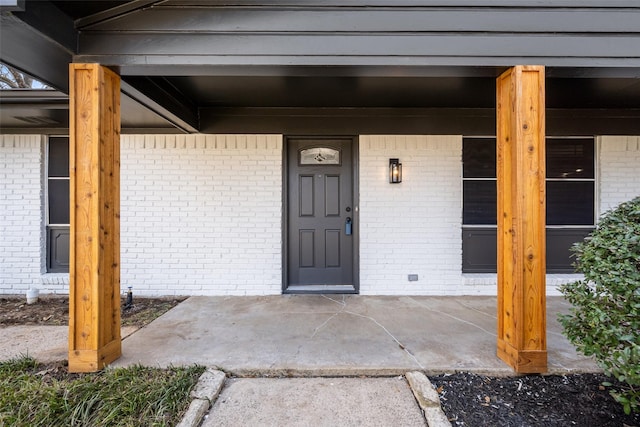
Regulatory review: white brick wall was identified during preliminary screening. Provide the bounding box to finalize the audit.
[359,135,463,295]
[3,133,639,297]
[0,135,44,294]
[599,136,640,214]
[120,134,283,296]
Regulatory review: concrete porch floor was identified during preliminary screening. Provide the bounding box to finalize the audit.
[112,295,598,376]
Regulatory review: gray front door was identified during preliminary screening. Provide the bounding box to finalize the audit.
[286,137,356,292]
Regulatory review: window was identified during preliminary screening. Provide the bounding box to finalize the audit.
[463,138,496,225]
[46,137,70,272]
[462,137,595,273]
[299,147,341,165]
[546,139,595,226]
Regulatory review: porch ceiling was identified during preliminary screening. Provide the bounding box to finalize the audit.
[0,90,185,132]
[164,75,640,109]
[1,0,640,134]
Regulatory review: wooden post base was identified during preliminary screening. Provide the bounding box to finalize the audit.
[68,340,122,373]
[498,338,548,374]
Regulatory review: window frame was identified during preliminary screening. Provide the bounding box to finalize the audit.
[461,136,597,273]
[45,136,70,273]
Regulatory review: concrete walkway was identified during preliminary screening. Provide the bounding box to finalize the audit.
[112,295,597,375]
[200,376,428,427]
[0,325,138,363]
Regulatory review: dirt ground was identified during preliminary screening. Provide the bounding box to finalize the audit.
[431,372,640,427]
[0,295,185,328]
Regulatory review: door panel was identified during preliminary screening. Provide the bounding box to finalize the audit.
[325,230,341,267]
[325,175,341,216]
[287,137,355,290]
[299,175,315,216]
[299,230,315,268]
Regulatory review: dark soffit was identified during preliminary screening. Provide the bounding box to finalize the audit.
[3,0,640,132]
[164,75,640,109]
[0,89,180,131]
[52,1,132,20]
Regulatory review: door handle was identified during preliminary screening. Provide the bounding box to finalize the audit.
[345,217,352,235]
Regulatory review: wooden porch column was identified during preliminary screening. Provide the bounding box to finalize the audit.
[68,63,121,372]
[496,65,547,373]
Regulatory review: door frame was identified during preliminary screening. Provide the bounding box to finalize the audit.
[282,135,360,294]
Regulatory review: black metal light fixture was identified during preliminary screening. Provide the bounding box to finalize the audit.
[389,158,402,183]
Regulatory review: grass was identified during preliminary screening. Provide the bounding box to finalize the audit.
[0,356,205,427]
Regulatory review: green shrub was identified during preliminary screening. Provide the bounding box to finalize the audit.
[559,196,640,415]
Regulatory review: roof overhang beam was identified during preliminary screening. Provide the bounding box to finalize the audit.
[0,12,72,91]
[120,77,199,133]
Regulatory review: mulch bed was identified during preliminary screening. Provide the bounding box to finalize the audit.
[0,295,185,328]
[431,372,640,427]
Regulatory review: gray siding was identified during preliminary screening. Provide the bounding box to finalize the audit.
[75,1,640,71]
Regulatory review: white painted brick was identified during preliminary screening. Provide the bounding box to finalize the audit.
[0,133,284,296]
[599,136,640,213]
[0,135,44,294]
[359,135,463,295]
[4,133,640,297]
[119,134,283,296]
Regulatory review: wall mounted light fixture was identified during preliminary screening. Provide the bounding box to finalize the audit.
[389,158,402,183]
